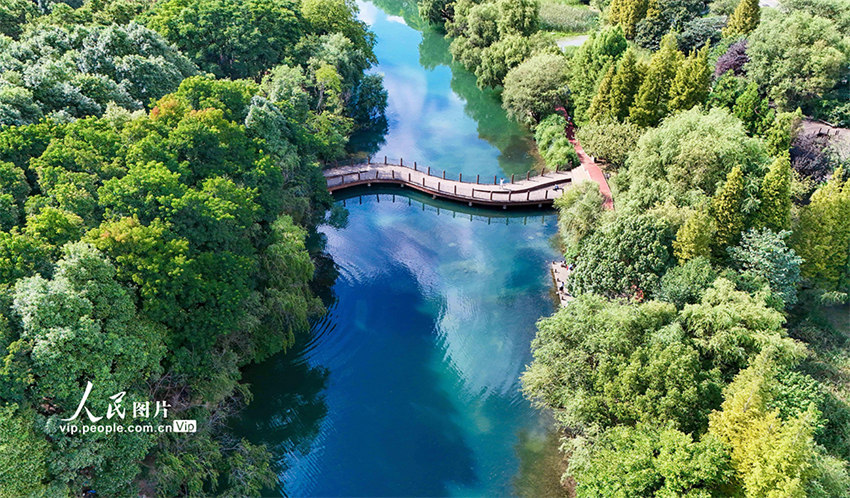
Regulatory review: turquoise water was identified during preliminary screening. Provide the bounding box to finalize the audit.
[235,2,564,496]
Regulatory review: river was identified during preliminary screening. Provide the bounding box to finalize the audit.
[233,1,566,496]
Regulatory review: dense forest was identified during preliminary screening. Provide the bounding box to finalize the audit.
[418,0,850,495]
[0,0,386,495]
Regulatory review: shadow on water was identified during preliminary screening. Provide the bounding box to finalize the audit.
[231,0,568,494]
[332,185,558,222]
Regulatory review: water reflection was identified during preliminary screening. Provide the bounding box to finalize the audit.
[234,0,564,495]
[357,0,543,177]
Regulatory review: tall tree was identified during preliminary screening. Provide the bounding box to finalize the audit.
[745,11,850,111]
[608,0,651,38]
[708,354,818,497]
[568,27,628,123]
[629,33,681,127]
[729,228,802,307]
[608,48,643,121]
[674,207,715,263]
[755,154,792,231]
[733,82,774,135]
[502,53,570,125]
[587,64,617,121]
[711,165,747,254]
[669,45,711,113]
[792,168,850,293]
[722,0,760,36]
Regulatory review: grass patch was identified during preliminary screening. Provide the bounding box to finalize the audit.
[539,3,598,33]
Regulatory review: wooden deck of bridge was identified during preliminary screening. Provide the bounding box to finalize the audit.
[323,159,589,208]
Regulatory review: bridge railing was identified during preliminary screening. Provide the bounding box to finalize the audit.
[325,155,575,185]
[325,168,569,203]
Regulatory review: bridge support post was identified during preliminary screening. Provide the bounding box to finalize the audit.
[408,173,411,182]
[427,167,431,176]
[438,181,441,191]
[490,191,493,200]
[357,172,361,181]
[443,170,446,179]
[511,174,514,184]
[367,156,370,165]
[526,171,530,180]
[454,185,457,194]
[400,158,403,166]
[545,190,549,200]
[392,170,395,180]
[494,175,497,184]
[384,156,387,164]
[422,177,425,186]
[526,191,530,201]
[459,173,462,182]
[476,174,480,184]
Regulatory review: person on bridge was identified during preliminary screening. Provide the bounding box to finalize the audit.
[499,178,505,188]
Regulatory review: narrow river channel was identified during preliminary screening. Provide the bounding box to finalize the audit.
[234,1,566,495]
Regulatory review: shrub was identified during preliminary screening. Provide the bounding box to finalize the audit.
[534,114,580,170]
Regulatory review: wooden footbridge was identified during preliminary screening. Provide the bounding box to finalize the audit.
[324,157,593,208]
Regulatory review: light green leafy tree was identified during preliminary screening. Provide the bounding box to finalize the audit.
[502,53,570,125]
[629,33,682,127]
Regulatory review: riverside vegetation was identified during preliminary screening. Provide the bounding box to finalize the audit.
[416,0,850,495]
[0,0,387,494]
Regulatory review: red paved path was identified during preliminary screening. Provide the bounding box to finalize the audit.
[569,137,614,210]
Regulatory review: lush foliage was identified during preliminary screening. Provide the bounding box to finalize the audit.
[0,0,385,495]
[524,0,850,493]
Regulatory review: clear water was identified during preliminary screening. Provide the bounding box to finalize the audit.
[234,2,564,496]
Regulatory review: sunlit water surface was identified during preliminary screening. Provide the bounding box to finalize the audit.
[234,2,564,496]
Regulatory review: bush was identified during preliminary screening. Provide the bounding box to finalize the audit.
[538,3,598,33]
[575,119,643,169]
[534,114,580,170]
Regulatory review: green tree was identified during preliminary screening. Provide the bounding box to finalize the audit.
[792,168,850,294]
[496,0,538,37]
[567,214,675,298]
[708,354,819,497]
[301,0,376,60]
[729,228,802,307]
[575,119,642,168]
[0,0,36,39]
[534,114,580,171]
[680,278,803,377]
[144,0,307,78]
[608,0,651,38]
[587,64,617,121]
[668,44,710,113]
[522,295,721,432]
[711,165,747,254]
[657,256,717,308]
[474,34,535,88]
[673,207,715,263]
[733,82,774,136]
[567,26,628,123]
[554,181,605,260]
[621,107,767,210]
[418,0,453,25]
[502,53,570,125]
[607,48,643,121]
[0,405,49,496]
[745,11,850,111]
[722,0,760,36]
[765,109,803,156]
[629,33,682,127]
[755,154,791,231]
[568,425,733,497]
